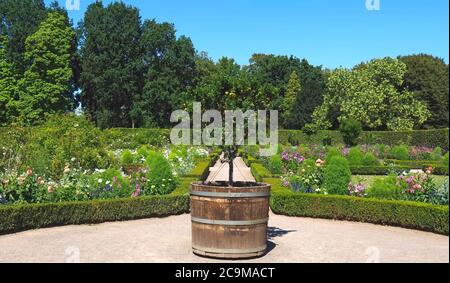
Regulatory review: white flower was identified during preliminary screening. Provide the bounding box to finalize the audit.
[98,179,103,184]
[71,157,76,162]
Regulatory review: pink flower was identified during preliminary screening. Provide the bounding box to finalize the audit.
[132,183,141,197]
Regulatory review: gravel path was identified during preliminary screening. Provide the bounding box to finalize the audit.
[0,214,448,263]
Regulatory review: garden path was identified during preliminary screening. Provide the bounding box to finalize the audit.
[0,213,448,263]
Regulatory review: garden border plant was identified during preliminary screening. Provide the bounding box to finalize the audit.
[249,157,449,235]
[0,161,210,235]
[266,178,449,235]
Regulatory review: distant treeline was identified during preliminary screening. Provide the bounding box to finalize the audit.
[1,0,448,130]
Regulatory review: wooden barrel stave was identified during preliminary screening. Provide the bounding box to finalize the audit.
[190,182,271,259]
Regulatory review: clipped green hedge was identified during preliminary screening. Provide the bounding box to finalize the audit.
[184,161,211,178]
[349,165,449,176]
[251,163,274,181]
[279,128,449,148]
[265,178,449,235]
[387,159,446,168]
[3,127,448,149]
[0,195,189,235]
[270,192,449,235]
[103,128,171,149]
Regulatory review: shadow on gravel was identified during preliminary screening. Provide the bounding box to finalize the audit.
[267,227,297,240]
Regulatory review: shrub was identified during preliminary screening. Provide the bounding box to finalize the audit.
[347,147,364,166]
[145,152,177,195]
[278,129,449,148]
[443,153,449,166]
[270,192,449,235]
[431,147,443,161]
[23,115,111,178]
[362,152,380,166]
[390,145,410,160]
[268,155,283,175]
[121,150,135,166]
[325,147,342,165]
[339,119,362,147]
[251,163,272,181]
[367,175,403,200]
[0,194,190,235]
[137,145,151,159]
[324,156,351,195]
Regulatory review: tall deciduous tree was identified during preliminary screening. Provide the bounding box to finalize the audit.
[79,2,142,129]
[283,71,301,127]
[0,0,47,74]
[399,54,449,129]
[16,11,76,124]
[246,54,326,129]
[309,58,430,131]
[135,20,196,128]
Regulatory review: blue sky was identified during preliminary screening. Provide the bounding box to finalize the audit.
[46,0,449,68]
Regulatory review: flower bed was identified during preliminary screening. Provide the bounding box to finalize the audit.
[266,178,449,235]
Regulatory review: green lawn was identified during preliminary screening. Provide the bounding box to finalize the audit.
[351,175,449,187]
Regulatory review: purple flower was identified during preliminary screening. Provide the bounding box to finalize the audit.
[342,147,350,157]
[406,176,414,184]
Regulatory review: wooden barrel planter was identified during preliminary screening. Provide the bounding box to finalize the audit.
[190,182,271,259]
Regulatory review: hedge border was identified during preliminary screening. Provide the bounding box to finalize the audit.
[0,194,190,235]
[279,129,449,148]
[265,178,449,235]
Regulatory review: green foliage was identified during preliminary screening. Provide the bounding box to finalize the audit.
[247,54,326,129]
[251,163,272,182]
[311,58,431,131]
[325,147,342,165]
[278,129,449,149]
[324,156,351,195]
[0,194,190,235]
[362,153,380,166]
[23,114,110,178]
[103,128,170,149]
[0,35,17,125]
[135,20,196,128]
[270,191,449,235]
[145,152,177,195]
[349,165,448,176]
[0,0,47,74]
[137,145,151,159]
[282,71,301,128]
[430,147,443,161]
[16,11,77,124]
[339,119,362,146]
[347,147,364,166]
[399,54,449,129]
[186,161,210,178]
[367,175,402,200]
[443,153,449,166]
[390,145,410,160]
[80,1,142,128]
[121,150,135,166]
[268,155,283,175]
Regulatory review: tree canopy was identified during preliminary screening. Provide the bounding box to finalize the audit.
[309,58,431,131]
[399,54,449,129]
[14,11,76,124]
[0,1,448,130]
